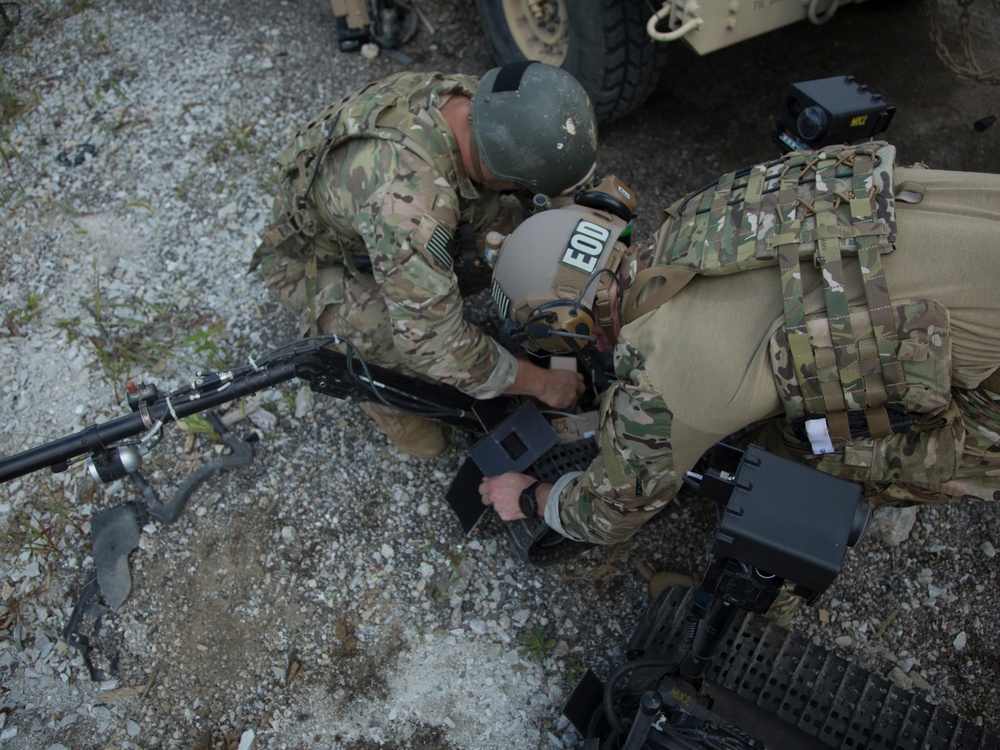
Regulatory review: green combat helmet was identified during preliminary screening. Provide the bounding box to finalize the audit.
[471,61,598,198]
[490,176,637,353]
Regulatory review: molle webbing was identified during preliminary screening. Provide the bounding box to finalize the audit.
[769,147,906,439]
[625,142,912,445]
[622,142,898,322]
[656,142,897,271]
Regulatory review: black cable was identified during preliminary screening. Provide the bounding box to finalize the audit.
[602,657,679,735]
[189,334,472,422]
[296,114,341,210]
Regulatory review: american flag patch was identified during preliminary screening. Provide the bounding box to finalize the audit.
[491,279,510,320]
[426,225,455,269]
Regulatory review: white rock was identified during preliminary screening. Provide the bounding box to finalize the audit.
[887,666,913,690]
[294,387,315,419]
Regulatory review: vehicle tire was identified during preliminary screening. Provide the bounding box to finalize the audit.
[474,0,668,124]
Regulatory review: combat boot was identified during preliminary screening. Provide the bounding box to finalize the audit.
[647,571,698,601]
[360,402,447,459]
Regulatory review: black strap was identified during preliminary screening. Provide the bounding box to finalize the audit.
[492,61,535,93]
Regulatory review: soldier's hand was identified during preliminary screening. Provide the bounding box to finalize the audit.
[535,367,586,410]
[506,358,585,410]
[479,472,550,521]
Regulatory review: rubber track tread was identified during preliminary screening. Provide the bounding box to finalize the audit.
[627,586,1000,749]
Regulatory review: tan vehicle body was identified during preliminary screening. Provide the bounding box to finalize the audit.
[651,0,865,55]
[330,0,370,29]
[329,0,868,122]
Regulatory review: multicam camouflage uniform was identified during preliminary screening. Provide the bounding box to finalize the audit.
[545,144,1000,544]
[249,72,523,397]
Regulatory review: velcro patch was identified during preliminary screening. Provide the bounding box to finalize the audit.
[491,279,510,320]
[425,224,455,269]
[411,213,456,271]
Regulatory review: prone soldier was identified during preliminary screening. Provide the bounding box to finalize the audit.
[479,144,1000,543]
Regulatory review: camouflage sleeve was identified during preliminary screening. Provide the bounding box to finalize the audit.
[550,339,679,544]
[346,143,515,396]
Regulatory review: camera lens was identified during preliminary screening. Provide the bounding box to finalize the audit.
[796,105,828,142]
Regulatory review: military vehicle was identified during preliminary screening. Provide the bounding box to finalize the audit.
[330,0,866,123]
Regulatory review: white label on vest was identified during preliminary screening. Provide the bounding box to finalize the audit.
[561,220,609,274]
[805,418,835,456]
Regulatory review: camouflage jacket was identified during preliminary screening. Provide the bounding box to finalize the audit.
[547,151,1000,544]
[251,72,523,397]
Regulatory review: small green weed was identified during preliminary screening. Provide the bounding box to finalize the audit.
[182,324,234,371]
[519,627,555,664]
[64,0,98,15]
[565,662,586,685]
[0,488,88,596]
[207,118,262,162]
[78,15,109,55]
[4,289,43,334]
[97,103,139,136]
[0,69,36,121]
[429,546,469,602]
[280,386,297,414]
[126,200,153,214]
[177,413,221,441]
[230,120,257,152]
[58,267,235,400]
[446,546,468,572]
[174,175,191,201]
[260,168,279,195]
[0,131,20,205]
[419,533,438,556]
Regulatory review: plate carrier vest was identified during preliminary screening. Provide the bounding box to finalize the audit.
[249,72,478,328]
[621,143,957,481]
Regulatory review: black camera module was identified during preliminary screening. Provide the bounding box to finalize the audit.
[773,75,895,153]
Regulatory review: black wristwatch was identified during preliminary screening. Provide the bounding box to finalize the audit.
[519,480,543,519]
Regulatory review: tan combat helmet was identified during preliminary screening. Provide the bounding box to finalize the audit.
[490,176,637,354]
[471,61,598,198]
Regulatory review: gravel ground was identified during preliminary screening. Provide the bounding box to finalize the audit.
[0,1,998,749]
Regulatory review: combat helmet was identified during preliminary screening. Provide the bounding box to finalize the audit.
[490,176,636,354]
[471,61,597,197]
